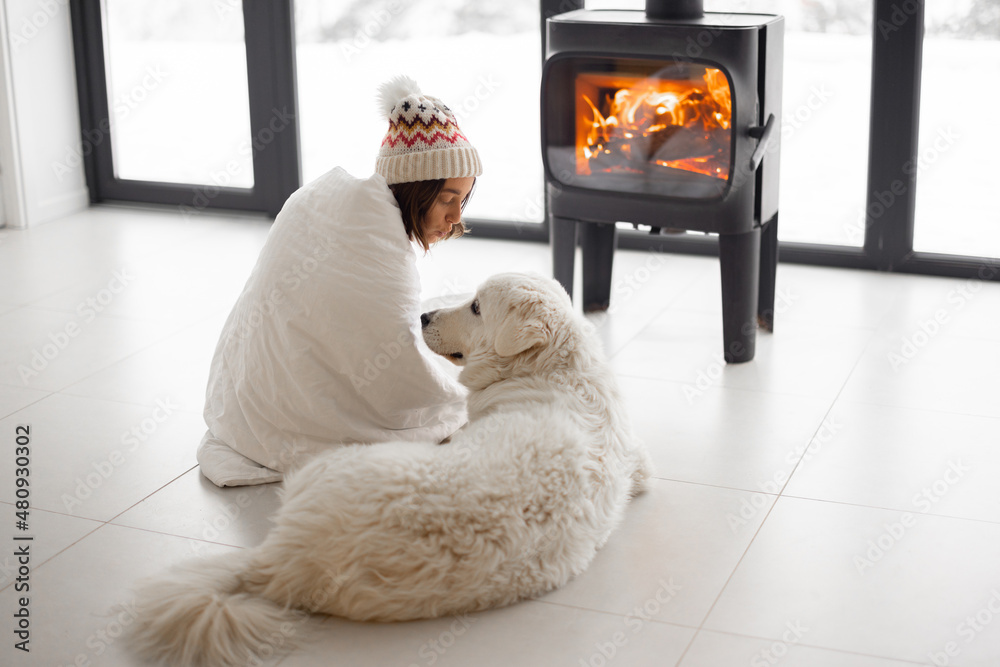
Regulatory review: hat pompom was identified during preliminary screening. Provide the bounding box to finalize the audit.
[377,75,422,119]
[375,75,482,184]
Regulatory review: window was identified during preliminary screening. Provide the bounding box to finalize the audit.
[69,0,1000,279]
[913,2,1000,259]
[681,0,875,247]
[294,0,543,224]
[104,0,253,187]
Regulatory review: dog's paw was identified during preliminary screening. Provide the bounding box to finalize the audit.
[629,449,655,497]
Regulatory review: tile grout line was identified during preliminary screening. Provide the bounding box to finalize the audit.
[628,473,1000,526]
[773,641,933,665]
[2,383,205,418]
[0,391,55,421]
[672,497,782,667]
[99,521,250,550]
[777,493,1000,526]
[613,371,844,402]
[12,302,157,323]
[41,309,226,396]
[0,522,105,595]
[773,324,881,499]
[103,464,201,526]
[11,334,184,397]
[530,597,700,630]
[675,327,882,666]
[50,389,206,416]
[0,465,203,592]
[679,626,934,666]
[603,262,719,361]
[790,395,1000,423]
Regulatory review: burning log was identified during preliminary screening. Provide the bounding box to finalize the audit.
[578,66,732,180]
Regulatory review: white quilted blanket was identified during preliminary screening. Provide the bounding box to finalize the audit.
[197,167,467,486]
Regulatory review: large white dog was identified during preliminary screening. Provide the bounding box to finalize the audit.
[128,273,652,666]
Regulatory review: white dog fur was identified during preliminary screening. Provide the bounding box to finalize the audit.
[126,272,652,666]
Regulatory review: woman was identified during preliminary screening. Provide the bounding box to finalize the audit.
[196,76,481,486]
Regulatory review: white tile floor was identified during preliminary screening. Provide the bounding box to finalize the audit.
[1,205,999,666]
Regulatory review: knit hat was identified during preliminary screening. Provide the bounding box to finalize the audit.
[375,76,483,185]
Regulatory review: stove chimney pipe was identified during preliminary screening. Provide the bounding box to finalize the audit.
[645,0,704,20]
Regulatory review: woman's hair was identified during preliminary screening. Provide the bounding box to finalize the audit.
[389,178,475,252]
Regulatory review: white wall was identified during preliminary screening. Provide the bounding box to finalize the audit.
[0,0,89,229]
[0,0,26,229]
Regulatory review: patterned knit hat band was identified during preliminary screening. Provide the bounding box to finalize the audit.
[375,76,483,185]
[376,147,483,185]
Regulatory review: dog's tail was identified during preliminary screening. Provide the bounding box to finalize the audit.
[126,549,302,667]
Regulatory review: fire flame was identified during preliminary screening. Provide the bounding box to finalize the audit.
[577,67,732,180]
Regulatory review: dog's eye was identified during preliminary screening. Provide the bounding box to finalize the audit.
[471,299,480,316]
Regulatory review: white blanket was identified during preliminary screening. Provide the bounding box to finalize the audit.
[197,167,467,487]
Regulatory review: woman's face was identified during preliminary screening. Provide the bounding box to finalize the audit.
[421,177,476,243]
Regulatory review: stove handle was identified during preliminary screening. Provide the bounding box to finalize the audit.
[748,113,775,172]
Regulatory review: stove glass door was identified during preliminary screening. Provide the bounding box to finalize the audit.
[546,57,734,199]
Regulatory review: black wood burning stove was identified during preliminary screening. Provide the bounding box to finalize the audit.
[542,0,783,362]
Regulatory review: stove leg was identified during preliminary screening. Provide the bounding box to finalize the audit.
[758,214,779,333]
[550,216,578,299]
[719,228,761,363]
[581,222,618,312]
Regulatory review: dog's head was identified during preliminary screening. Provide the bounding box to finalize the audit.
[421,273,577,386]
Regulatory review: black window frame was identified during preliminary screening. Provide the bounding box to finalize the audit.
[70,0,998,280]
[69,0,300,217]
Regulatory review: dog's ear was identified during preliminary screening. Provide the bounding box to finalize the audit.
[493,307,550,357]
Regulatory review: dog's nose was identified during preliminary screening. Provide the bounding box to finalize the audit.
[421,311,436,329]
